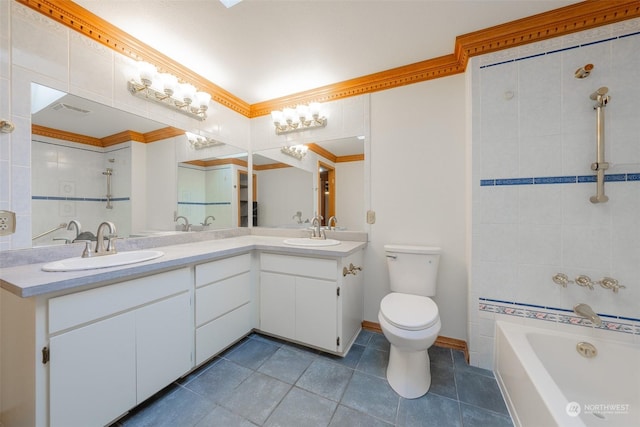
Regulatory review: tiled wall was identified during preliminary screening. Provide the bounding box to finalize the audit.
[177,163,234,228]
[31,138,132,244]
[469,19,640,369]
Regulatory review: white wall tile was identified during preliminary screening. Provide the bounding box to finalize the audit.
[470,19,640,366]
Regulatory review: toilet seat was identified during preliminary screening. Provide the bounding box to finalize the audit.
[380,293,439,331]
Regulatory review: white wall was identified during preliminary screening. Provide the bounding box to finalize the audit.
[367,76,468,340]
[256,167,315,227]
[335,160,364,231]
[469,18,640,368]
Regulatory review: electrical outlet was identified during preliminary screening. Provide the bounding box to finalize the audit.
[0,210,16,236]
[366,210,376,224]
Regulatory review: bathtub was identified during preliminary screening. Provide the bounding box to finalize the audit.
[495,321,639,427]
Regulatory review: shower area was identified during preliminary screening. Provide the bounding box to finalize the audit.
[469,20,640,370]
[31,140,132,245]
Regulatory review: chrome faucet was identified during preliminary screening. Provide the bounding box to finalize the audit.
[327,216,338,231]
[67,219,82,240]
[90,221,117,256]
[201,215,216,226]
[573,303,602,327]
[175,215,191,231]
[310,214,325,240]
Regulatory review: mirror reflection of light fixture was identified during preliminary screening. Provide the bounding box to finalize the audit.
[281,144,308,160]
[128,61,211,121]
[186,132,224,149]
[271,102,327,135]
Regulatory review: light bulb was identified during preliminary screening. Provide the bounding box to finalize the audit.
[160,73,178,97]
[271,110,283,125]
[138,61,156,86]
[181,83,196,105]
[195,92,211,110]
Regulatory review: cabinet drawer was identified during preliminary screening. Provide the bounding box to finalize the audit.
[261,253,337,280]
[195,271,250,327]
[195,253,251,288]
[195,303,252,365]
[49,267,190,334]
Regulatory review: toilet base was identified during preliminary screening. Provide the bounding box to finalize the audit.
[386,345,431,399]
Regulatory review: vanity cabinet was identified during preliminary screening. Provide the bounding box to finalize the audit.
[258,250,364,355]
[194,253,253,365]
[47,268,192,427]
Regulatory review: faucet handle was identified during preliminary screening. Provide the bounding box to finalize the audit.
[575,275,594,290]
[77,240,93,258]
[106,235,119,253]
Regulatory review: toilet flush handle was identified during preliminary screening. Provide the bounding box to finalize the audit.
[386,254,397,260]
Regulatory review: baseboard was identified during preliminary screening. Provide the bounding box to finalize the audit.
[362,321,469,364]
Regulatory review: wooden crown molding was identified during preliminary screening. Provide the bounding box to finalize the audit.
[183,157,248,168]
[32,124,183,147]
[32,124,102,146]
[18,0,640,119]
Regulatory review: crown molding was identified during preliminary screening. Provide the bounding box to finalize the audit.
[17,0,640,119]
[32,124,102,146]
[32,124,183,147]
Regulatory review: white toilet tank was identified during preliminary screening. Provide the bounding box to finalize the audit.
[384,244,441,296]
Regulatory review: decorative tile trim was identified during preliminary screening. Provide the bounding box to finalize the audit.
[480,173,640,187]
[32,196,130,202]
[479,297,639,335]
[480,29,640,69]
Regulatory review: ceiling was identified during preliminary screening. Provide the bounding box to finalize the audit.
[73,0,576,105]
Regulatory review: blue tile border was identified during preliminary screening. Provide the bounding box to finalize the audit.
[480,28,640,69]
[479,297,640,335]
[32,196,129,202]
[480,173,640,187]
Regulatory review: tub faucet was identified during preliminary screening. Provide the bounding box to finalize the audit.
[201,215,215,226]
[573,303,602,327]
[93,221,117,256]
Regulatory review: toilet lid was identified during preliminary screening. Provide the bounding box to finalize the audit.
[380,293,439,331]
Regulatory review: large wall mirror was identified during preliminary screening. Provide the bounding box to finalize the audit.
[176,150,248,231]
[30,82,246,247]
[252,137,365,231]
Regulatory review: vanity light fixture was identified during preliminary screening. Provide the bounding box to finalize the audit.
[281,144,308,160]
[186,132,223,149]
[271,103,327,135]
[128,61,211,121]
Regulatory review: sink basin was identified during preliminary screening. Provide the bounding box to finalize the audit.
[42,250,164,272]
[283,238,341,247]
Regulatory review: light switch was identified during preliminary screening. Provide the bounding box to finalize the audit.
[366,210,376,224]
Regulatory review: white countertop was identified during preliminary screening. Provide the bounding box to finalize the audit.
[0,235,366,298]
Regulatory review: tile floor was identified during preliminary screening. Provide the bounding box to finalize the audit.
[111,330,513,427]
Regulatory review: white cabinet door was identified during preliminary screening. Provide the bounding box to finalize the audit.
[259,271,295,340]
[136,292,192,403]
[295,276,337,351]
[49,312,137,427]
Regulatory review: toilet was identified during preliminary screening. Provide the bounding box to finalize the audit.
[378,244,442,399]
